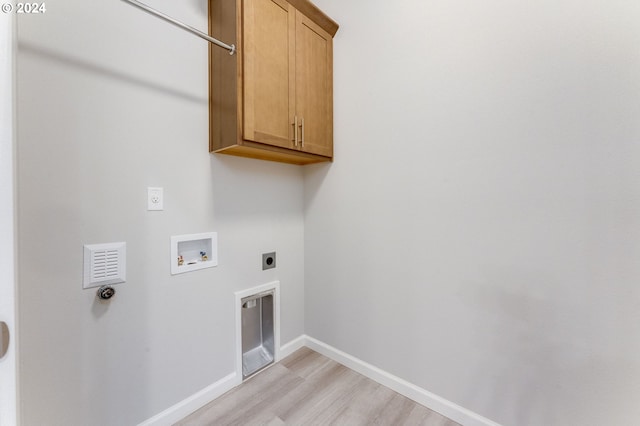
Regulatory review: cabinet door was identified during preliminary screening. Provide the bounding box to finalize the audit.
[243,0,296,149]
[294,11,333,157]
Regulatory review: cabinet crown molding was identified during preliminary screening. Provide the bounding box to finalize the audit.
[287,0,339,36]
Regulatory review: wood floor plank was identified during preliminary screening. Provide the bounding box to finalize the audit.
[371,392,418,424]
[175,348,461,426]
[405,402,462,426]
[264,417,286,426]
[278,366,364,424]
[328,378,388,425]
[176,364,301,426]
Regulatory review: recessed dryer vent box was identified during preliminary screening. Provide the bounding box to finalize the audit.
[241,291,274,379]
[170,232,218,275]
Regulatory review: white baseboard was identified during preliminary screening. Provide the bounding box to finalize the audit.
[303,336,501,426]
[137,372,239,426]
[138,335,500,426]
[137,332,300,426]
[278,334,306,360]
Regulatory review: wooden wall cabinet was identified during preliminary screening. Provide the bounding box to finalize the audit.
[209,0,338,165]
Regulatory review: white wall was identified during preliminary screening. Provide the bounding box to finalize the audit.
[305,1,640,425]
[0,10,17,426]
[16,0,305,424]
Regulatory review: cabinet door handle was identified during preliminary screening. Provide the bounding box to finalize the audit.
[292,116,298,146]
[300,117,305,148]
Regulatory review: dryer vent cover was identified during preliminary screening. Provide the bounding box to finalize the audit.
[83,242,126,289]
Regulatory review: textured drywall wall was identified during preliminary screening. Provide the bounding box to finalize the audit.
[16,0,304,424]
[305,1,640,425]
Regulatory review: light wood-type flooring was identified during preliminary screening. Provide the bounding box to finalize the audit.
[176,347,460,426]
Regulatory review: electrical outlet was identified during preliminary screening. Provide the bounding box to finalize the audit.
[147,187,163,211]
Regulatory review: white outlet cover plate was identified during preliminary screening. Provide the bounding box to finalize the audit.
[148,187,163,211]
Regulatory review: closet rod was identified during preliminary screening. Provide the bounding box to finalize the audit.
[122,0,236,55]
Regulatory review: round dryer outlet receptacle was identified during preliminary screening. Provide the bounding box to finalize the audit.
[262,252,276,270]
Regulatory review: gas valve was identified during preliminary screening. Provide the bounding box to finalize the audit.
[97,285,116,300]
